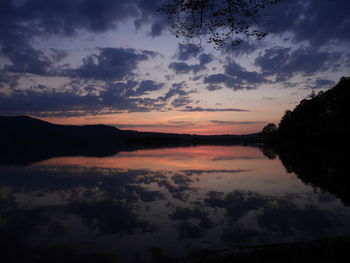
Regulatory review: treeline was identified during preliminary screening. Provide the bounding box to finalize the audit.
[261,77,350,146]
[258,77,350,205]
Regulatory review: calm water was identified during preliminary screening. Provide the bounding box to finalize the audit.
[1,145,350,262]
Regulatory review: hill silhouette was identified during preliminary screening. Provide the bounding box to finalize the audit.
[1,115,123,144]
[0,116,258,165]
[0,115,259,145]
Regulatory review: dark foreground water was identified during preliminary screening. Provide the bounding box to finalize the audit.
[1,145,350,262]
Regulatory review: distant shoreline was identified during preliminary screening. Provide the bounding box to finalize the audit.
[0,115,260,147]
[0,116,260,166]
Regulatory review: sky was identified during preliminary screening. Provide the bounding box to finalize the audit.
[0,0,349,135]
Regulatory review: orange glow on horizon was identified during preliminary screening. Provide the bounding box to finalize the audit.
[38,112,272,135]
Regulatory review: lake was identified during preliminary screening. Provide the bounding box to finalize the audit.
[1,145,350,262]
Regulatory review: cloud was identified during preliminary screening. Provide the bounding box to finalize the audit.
[180,106,249,112]
[204,66,265,91]
[133,80,164,96]
[0,77,200,116]
[264,0,350,47]
[74,48,157,80]
[158,82,193,101]
[168,62,206,74]
[1,0,349,118]
[206,84,223,91]
[171,97,192,108]
[210,120,265,125]
[133,0,169,37]
[156,82,196,109]
[0,0,164,41]
[203,60,268,91]
[0,81,167,116]
[204,74,233,87]
[306,79,336,90]
[0,0,165,78]
[255,47,341,82]
[175,43,201,61]
[169,45,213,74]
[1,0,350,79]
[169,62,197,74]
[224,61,266,84]
[49,49,69,62]
[111,122,194,129]
[3,46,57,76]
[0,72,19,89]
[198,53,213,65]
[222,40,260,57]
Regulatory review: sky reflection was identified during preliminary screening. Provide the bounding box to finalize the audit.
[1,146,350,262]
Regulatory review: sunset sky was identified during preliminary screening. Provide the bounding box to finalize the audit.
[0,0,349,134]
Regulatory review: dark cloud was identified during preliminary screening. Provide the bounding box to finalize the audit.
[222,40,260,57]
[204,67,264,91]
[168,62,205,74]
[0,0,165,40]
[180,106,249,112]
[344,54,350,67]
[1,0,349,118]
[264,0,350,47]
[108,80,139,90]
[169,62,196,74]
[171,97,192,108]
[174,43,201,61]
[224,61,266,84]
[74,48,157,80]
[49,49,69,62]
[206,84,223,91]
[0,81,167,116]
[0,72,19,89]
[0,0,165,77]
[156,82,196,109]
[0,0,126,74]
[204,74,234,86]
[0,76,201,116]
[198,53,213,65]
[306,79,336,90]
[203,60,268,91]
[133,0,168,37]
[158,82,194,101]
[169,45,213,74]
[1,0,350,81]
[3,46,56,76]
[255,47,341,82]
[134,80,164,95]
[190,75,203,81]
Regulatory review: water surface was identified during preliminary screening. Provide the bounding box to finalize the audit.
[1,145,350,262]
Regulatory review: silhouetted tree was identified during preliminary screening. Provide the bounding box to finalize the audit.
[262,123,277,134]
[260,123,277,142]
[159,0,280,49]
[276,77,350,144]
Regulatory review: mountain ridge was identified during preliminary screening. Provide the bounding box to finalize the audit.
[0,115,259,147]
